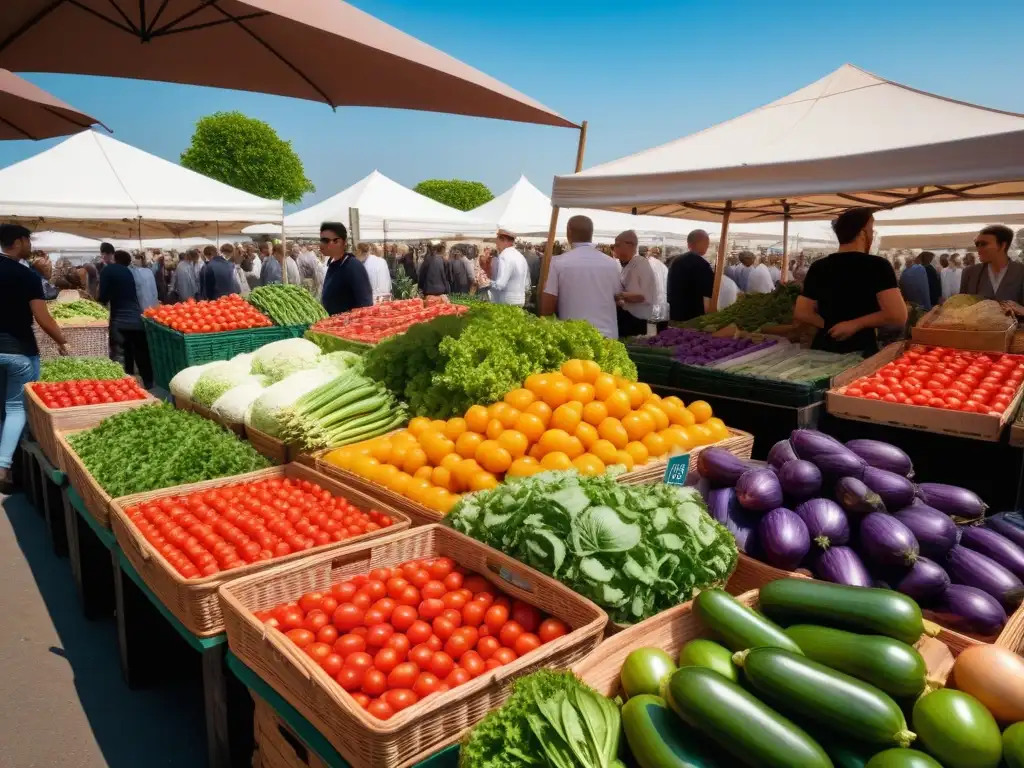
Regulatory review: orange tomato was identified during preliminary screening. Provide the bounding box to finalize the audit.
[551,403,582,433]
[636,382,653,401]
[513,412,546,444]
[590,439,620,465]
[504,388,536,410]
[615,450,635,471]
[625,441,649,466]
[506,457,541,478]
[560,359,586,383]
[604,390,632,419]
[597,417,628,449]
[444,418,467,442]
[469,471,499,492]
[528,443,546,461]
[691,423,715,446]
[430,419,448,433]
[405,478,432,503]
[538,429,573,456]
[475,440,512,475]
[407,416,432,437]
[663,396,685,408]
[485,419,505,440]
[582,401,608,426]
[440,453,462,471]
[366,438,392,464]
[563,436,584,459]
[453,458,483,488]
[620,412,649,442]
[572,453,606,477]
[525,400,552,426]
[464,405,490,434]
[594,373,617,401]
[644,393,663,406]
[705,417,729,442]
[432,466,454,492]
[421,433,456,466]
[423,487,453,513]
[389,444,410,469]
[568,382,596,405]
[641,403,670,431]
[642,432,668,458]
[455,431,484,460]
[402,448,428,476]
[687,400,713,424]
[579,360,601,384]
[390,430,417,448]
[415,465,435,481]
[388,472,412,496]
[621,382,645,409]
[540,451,573,471]
[524,373,549,397]
[541,378,571,408]
[487,401,513,424]
[497,430,529,459]
[574,422,599,450]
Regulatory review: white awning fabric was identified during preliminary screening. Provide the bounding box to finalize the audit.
[0,130,283,238]
[551,64,1024,222]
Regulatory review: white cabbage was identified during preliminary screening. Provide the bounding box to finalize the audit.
[245,368,337,436]
[250,338,322,382]
[192,358,256,408]
[211,376,269,425]
[169,361,228,400]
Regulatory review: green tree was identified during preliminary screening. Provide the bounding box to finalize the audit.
[180,111,314,204]
[414,179,493,211]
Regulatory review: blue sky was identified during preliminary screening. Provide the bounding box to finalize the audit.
[2,0,1022,212]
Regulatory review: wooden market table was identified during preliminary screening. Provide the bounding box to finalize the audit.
[64,485,116,620]
[20,437,68,557]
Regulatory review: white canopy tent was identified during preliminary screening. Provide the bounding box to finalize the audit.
[0,130,283,239]
[267,170,492,240]
[550,64,1024,307]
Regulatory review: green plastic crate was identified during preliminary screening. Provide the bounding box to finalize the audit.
[144,318,308,390]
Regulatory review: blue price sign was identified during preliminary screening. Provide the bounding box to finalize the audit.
[663,454,691,486]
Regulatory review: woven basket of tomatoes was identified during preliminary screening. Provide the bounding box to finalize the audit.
[25,378,159,472]
[108,463,411,636]
[218,523,607,768]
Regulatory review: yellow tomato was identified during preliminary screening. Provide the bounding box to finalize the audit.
[636,382,653,400]
[504,388,536,411]
[575,422,599,450]
[405,478,432,503]
[594,373,618,401]
[469,470,499,492]
[591,439,620,465]
[621,382,645,409]
[423,486,452,513]
[644,393,663,406]
[430,419,448,434]
[325,446,354,469]
[705,417,729,442]
[368,438,392,463]
[582,401,608,426]
[691,423,715,446]
[497,406,520,429]
[598,417,628,449]
[579,360,601,384]
[568,382,596,405]
[604,390,632,420]
[455,431,484,460]
[506,457,541,478]
[524,373,549,397]
[563,436,584,460]
[464,405,490,434]
[497,429,529,459]
[621,412,650,442]
[614,450,635,471]
[551,403,582,434]
[388,444,410,470]
[414,465,434,481]
[661,427,692,452]
[485,419,505,440]
[513,412,546,444]
[453,458,483,488]
[642,432,668,459]
[525,400,553,426]
[475,440,512,475]
[390,430,417,448]
[440,453,462,471]
[541,451,573,471]
[407,416,432,437]
[421,432,456,466]
[431,466,454,492]
[572,453,606,477]
[541,378,572,408]
[561,359,586,383]
[664,396,685,409]
[401,447,428,475]
[538,428,574,456]
[687,400,714,424]
[625,441,649,466]
[641,403,670,431]
[528,443,546,461]
[444,418,467,442]
[388,471,412,496]
[352,454,380,479]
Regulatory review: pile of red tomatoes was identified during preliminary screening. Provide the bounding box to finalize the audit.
[256,556,570,720]
[32,377,148,408]
[839,345,1024,415]
[144,295,272,334]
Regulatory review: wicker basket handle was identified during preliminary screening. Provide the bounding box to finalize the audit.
[266,625,313,682]
[122,526,152,563]
[329,551,373,578]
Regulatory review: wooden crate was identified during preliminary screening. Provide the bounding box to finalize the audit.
[218,524,607,768]
[108,463,412,637]
[55,428,116,528]
[573,588,976,700]
[188,401,245,438]
[25,383,159,472]
[253,694,329,768]
[173,395,193,412]
[248,426,303,466]
[911,307,1015,352]
[616,428,754,485]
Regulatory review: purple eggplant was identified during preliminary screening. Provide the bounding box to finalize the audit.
[933,584,1007,636]
[960,526,1024,581]
[812,546,872,587]
[845,439,915,478]
[860,512,919,567]
[735,468,783,513]
[916,483,988,522]
[777,460,823,501]
[945,545,1024,611]
[758,508,810,570]
[696,447,756,487]
[835,476,887,516]
[889,557,951,604]
[810,449,867,481]
[892,505,959,559]
[985,512,1024,550]
[790,429,847,461]
[861,467,918,511]
[794,498,849,550]
[767,439,799,470]
[706,487,759,553]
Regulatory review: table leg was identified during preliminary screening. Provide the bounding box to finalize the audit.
[201,646,255,768]
[42,474,68,558]
[77,515,114,621]
[113,551,168,689]
[63,490,83,596]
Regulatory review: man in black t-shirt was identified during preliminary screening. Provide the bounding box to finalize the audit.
[795,208,908,356]
[667,229,715,321]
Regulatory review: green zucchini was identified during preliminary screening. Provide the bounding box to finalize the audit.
[665,667,831,768]
[912,689,1002,768]
[823,740,873,768]
[1004,721,1024,768]
[693,589,802,653]
[784,624,928,698]
[758,579,930,645]
[621,695,723,768]
[866,749,942,768]
[621,648,677,698]
[734,647,915,748]
[677,639,738,683]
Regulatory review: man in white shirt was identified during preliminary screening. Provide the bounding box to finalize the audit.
[361,243,392,302]
[647,246,670,331]
[613,230,657,338]
[941,253,963,302]
[742,251,776,294]
[717,273,741,309]
[540,215,621,339]
[491,228,529,307]
[768,256,782,284]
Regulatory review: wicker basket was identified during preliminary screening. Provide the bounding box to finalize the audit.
[173,395,193,412]
[616,428,754,485]
[573,588,977,699]
[34,321,109,360]
[25,383,160,472]
[247,427,303,466]
[56,428,115,528]
[218,524,607,768]
[109,463,412,637]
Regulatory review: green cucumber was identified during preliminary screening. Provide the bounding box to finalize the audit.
[734,647,915,748]
[1005,722,1024,768]
[621,695,723,768]
[665,667,831,768]
[677,639,738,683]
[823,740,873,768]
[866,749,943,768]
[784,624,928,698]
[693,589,802,653]
[758,579,930,645]
[912,689,1002,768]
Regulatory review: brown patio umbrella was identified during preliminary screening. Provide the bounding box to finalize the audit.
[0,68,107,140]
[0,1,575,129]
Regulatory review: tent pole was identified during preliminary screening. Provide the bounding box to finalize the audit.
[710,201,733,312]
[539,120,588,301]
[780,200,790,284]
[281,199,289,285]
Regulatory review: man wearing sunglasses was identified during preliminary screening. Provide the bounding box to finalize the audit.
[961,225,1024,315]
[319,222,372,316]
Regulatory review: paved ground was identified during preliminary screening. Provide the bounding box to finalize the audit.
[0,491,205,768]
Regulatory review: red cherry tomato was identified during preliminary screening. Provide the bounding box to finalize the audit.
[538,618,569,642]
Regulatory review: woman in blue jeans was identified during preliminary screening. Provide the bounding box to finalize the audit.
[0,225,68,491]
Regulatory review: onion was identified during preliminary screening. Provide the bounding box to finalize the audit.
[811,546,872,586]
[889,557,951,604]
[916,483,988,522]
[835,476,887,516]
[861,467,917,510]
[794,498,849,550]
[777,460,823,501]
[985,512,1024,550]
[696,447,757,488]
[767,439,798,470]
[933,584,1007,636]
[952,645,1024,723]
[810,449,867,480]
[735,468,783,513]
[860,512,919,567]
[892,505,959,560]
[758,508,810,570]
[960,527,1024,581]
[790,429,847,460]
[945,546,1024,611]
[845,439,914,478]
[706,487,759,553]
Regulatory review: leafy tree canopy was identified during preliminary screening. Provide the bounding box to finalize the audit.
[414,179,493,211]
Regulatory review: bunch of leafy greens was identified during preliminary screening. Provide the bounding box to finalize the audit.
[364,305,638,418]
[40,356,127,382]
[445,471,737,625]
[461,670,623,768]
[68,404,270,497]
[48,300,109,322]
